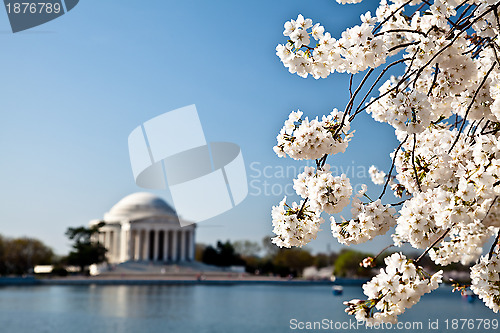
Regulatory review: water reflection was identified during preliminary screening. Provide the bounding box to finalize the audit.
[0,285,497,333]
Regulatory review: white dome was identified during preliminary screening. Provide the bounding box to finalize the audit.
[104,192,176,221]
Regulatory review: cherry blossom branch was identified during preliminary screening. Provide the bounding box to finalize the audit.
[349,74,354,104]
[467,117,483,140]
[273,0,500,321]
[389,199,407,206]
[329,68,376,139]
[355,58,410,114]
[450,2,476,29]
[296,198,309,219]
[447,4,479,36]
[345,68,374,116]
[412,134,422,192]
[419,0,457,27]
[372,0,414,34]
[373,29,427,38]
[350,58,410,120]
[489,229,500,260]
[415,227,452,264]
[411,4,497,88]
[427,63,439,96]
[387,41,420,54]
[448,61,497,153]
[355,61,417,115]
[482,196,499,260]
[373,244,394,261]
[379,135,409,200]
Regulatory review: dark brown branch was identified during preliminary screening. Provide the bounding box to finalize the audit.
[296,198,309,219]
[427,63,439,96]
[379,135,409,199]
[373,0,414,34]
[334,68,375,138]
[348,74,354,112]
[373,29,427,38]
[345,68,374,115]
[389,199,407,206]
[387,41,420,54]
[489,229,500,260]
[415,227,452,263]
[374,244,394,261]
[411,134,422,192]
[356,52,422,115]
[352,58,409,119]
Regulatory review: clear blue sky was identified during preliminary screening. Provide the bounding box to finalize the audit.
[0,0,401,255]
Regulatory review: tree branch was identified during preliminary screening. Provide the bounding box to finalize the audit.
[379,135,409,199]
[415,227,452,264]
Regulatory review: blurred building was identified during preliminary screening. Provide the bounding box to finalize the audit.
[90,192,195,263]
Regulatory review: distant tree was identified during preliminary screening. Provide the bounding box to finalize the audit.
[314,253,331,269]
[333,249,374,278]
[273,248,314,277]
[201,240,245,267]
[0,235,54,275]
[217,241,245,266]
[65,221,107,273]
[201,245,218,266]
[233,240,261,257]
[261,235,279,258]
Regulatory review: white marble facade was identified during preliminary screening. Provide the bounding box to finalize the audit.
[90,192,195,263]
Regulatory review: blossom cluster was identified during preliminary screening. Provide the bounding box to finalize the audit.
[369,166,386,185]
[392,125,500,265]
[293,165,352,214]
[470,254,500,313]
[271,197,324,248]
[276,11,387,78]
[344,253,443,324]
[273,109,353,160]
[331,185,396,245]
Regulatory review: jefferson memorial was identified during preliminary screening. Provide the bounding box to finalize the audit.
[90,192,196,263]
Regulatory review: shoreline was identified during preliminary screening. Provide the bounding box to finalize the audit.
[0,276,368,286]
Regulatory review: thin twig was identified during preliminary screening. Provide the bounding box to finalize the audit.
[349,74,354,105]
[412,134,422,192]
[389,199,407,206]
[415,227,452,263]
[351,58,410,120]
[373,29,427,38]
[427,63,439,96]
[373,0,414,34]
[374,244,394,261]
[345,68,374,116]
[387,41,420,54]
[379,136,409,199]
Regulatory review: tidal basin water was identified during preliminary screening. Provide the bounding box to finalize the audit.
[0,284,498,333]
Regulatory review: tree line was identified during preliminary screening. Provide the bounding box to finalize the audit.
[0,228,473,278]
[197,237,472,279]
[0,222,106,276]
[0,235,54,275]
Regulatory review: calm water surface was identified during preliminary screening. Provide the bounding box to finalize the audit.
[0,284,498,333]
